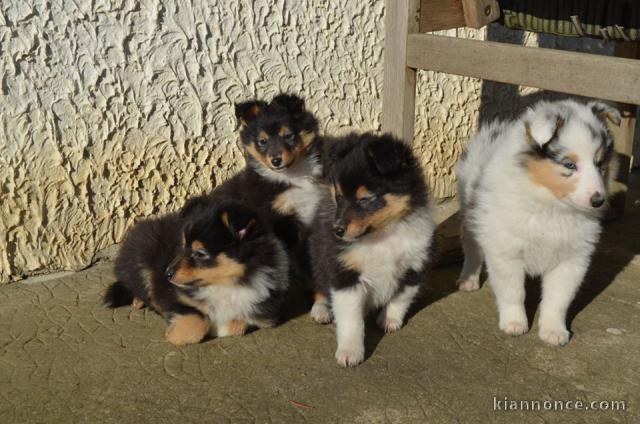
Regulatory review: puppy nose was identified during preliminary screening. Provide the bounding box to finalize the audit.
[590,192,605,208]
[271,157,282,167]
[334,226,345,238]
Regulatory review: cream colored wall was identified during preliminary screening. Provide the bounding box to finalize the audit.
[0,1,632,283]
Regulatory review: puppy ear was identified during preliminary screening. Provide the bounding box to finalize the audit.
[588,101,622,126]
[220,207,257,241]
[525,115,565,146]
[180,195,209,218]
[235,100,267,127]
[366,134,407,175]
[322,137,353,178]
[270,94,305,114]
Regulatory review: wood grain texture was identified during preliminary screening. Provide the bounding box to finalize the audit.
[382,0,421,144]
[461,0,500,28]
[407,34,640,105]
[419,0,465,32]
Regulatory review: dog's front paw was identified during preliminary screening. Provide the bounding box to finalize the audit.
[165,315,210,346]
[376,310,403,333]
[539,326,570,346]
[456,277,480,292]
[499,320,529,336]
[310,302,333,324]
[335,343,365,367]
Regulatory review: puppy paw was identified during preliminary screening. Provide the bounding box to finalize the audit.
[376,310,403,333]
[335,344,365,367]
[165,315,210,346]
[131,297,145,310]
[456,277,480,292]
[310,302,332,324]
[539,327,570,346]
[500,320,529,336]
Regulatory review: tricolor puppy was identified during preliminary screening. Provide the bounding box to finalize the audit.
[309,133,435,367]
[235,93,322,228]
[103,198,289,345]
[456,99,621,346]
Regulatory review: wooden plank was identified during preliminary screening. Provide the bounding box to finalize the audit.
[461,0,500,28]
[608,42,640,218]
[382,0,420,144]
[406,34,640,105]
[419,0,465,32]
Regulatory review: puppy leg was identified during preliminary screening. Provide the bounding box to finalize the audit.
[217,319,249,337]
[310,292,333,324]
[377,284,420,333]
[485,255,528,336]
[538,259,588,346]
[165,314,211,346]
[457,224,484,292]
[332,286,366,367]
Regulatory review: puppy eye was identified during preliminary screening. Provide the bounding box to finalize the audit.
[563,161,577,171]
[356,196,376,207]
[191,249,210,261]
[257,138,267,147]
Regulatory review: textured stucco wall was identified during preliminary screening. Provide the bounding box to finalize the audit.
[0,1,633,283]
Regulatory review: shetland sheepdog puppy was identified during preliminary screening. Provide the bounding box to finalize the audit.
[309,133,435,366]
[212,94,323,282]
[103,198,289,345]
[456,99,621,346]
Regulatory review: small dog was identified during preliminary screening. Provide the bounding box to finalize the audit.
[211,94,323,281]
[456,99,621,346]
[309,133,435,366]
[103,198,289,345]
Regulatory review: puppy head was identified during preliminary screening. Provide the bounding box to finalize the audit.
[325,133,426,242]
[521,100,620,211]
[166,203,262,287]
[236,94,319,172]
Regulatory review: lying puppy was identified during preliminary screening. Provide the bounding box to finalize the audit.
[309,133,435,367]
[103,198,289,345]
[456,99,621,346]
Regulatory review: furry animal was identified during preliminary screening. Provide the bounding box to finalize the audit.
[210,94,323,281]
[309,133,435,367]
[456,99,621,346]
[103,198,289,345]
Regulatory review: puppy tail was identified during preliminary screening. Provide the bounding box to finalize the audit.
[103,281,134,308]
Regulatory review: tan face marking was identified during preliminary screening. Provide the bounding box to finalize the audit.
[165,314,210,346]
[355,186,373,200]
[246,143,271,168]
[191,240,205,251]
[525,157,577,199]
[279,126,291,137]
[172,253,246,286]
[343,194,411,239]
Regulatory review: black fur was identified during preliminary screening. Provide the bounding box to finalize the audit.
[103,197,289,340]
[310,132,430,294]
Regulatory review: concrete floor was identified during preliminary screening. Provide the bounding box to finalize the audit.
[1,178,639,423]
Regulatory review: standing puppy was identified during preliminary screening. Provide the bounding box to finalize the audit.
[456,99,621,346]
[310,133,435,367]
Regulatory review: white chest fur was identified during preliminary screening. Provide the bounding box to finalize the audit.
[340,208,434,308]
[194,269,275,327]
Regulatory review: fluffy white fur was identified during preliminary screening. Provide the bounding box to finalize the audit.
[255,152,323,226]
[194,240,289,336]
[456,99,620,346]
[332,207,434,366]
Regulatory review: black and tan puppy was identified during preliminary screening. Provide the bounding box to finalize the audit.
[210,94,322,283]
[309,133,435,367]
[103,198,289,345]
